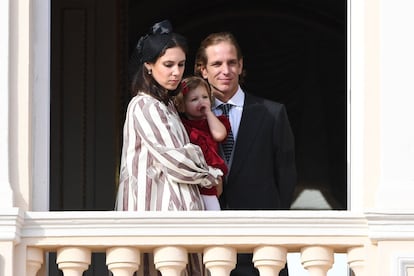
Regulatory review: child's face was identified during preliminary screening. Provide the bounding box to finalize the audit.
[183,85,211,120]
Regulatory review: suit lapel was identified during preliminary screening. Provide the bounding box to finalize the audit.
[229,94,264,178]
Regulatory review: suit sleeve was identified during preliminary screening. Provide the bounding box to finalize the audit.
[273,104,297,208]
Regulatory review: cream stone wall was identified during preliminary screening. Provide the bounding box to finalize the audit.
[9,0,32,211]
[0,0,14,208]
[2,0,414,275]
[378,241,414,276]
[377,0,414,210]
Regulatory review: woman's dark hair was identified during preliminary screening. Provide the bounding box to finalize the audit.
[129,20,188,104]
[194,32,246,85]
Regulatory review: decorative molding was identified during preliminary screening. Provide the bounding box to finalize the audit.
[366,211,414,241]
[393,254,414,276]
[0,208,24,242]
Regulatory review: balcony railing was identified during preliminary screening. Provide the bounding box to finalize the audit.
[6,210,382,275]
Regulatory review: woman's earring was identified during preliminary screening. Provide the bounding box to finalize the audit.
[148,69,152,75]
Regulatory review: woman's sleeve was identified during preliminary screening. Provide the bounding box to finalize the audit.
[132,98,222,187]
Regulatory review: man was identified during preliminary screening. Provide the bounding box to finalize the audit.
[194,32,297,276]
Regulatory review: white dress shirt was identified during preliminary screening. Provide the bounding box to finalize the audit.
[213,86,245,141]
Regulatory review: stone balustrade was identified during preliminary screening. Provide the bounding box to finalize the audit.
[26,244,364,276]
[4,210,399,275]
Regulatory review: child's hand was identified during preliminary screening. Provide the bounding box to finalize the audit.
[199,102,212,116]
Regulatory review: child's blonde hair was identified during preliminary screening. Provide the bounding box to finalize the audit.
[174,76,213,113]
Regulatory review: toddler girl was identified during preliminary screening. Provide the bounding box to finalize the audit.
[175,76,230,210]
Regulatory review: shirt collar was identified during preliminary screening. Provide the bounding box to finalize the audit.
[214,86,245,109]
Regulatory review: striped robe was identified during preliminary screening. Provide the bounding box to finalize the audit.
[116,92,223,211]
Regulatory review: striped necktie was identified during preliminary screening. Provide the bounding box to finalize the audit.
[219,103,235,163]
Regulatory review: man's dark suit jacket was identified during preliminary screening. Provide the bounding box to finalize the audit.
[220,93,297,210]
[219,93,297,276]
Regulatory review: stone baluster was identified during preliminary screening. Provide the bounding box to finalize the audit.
[106,246,140,276]
[203,246,237,275]
[301,246,334,276]
[154,246,187,276]
[56,247,91,276]
[253,245,287,275]
[348,246,365,276]
[26,247,43,276]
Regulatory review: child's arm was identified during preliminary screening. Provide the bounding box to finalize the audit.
[205,109,227,142]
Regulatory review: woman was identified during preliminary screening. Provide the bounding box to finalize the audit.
[116,20,222,212]
[116,20,221,276]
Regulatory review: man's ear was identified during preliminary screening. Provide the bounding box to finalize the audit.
[238,58,243,75]
[201,67,208,79]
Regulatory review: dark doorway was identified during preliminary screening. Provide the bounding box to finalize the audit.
[50,0,127,212]
[128,0,347,209]
[49,0,128,274]
[50,0,346,274]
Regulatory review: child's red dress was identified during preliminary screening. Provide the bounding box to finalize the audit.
[180,115,230,196]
